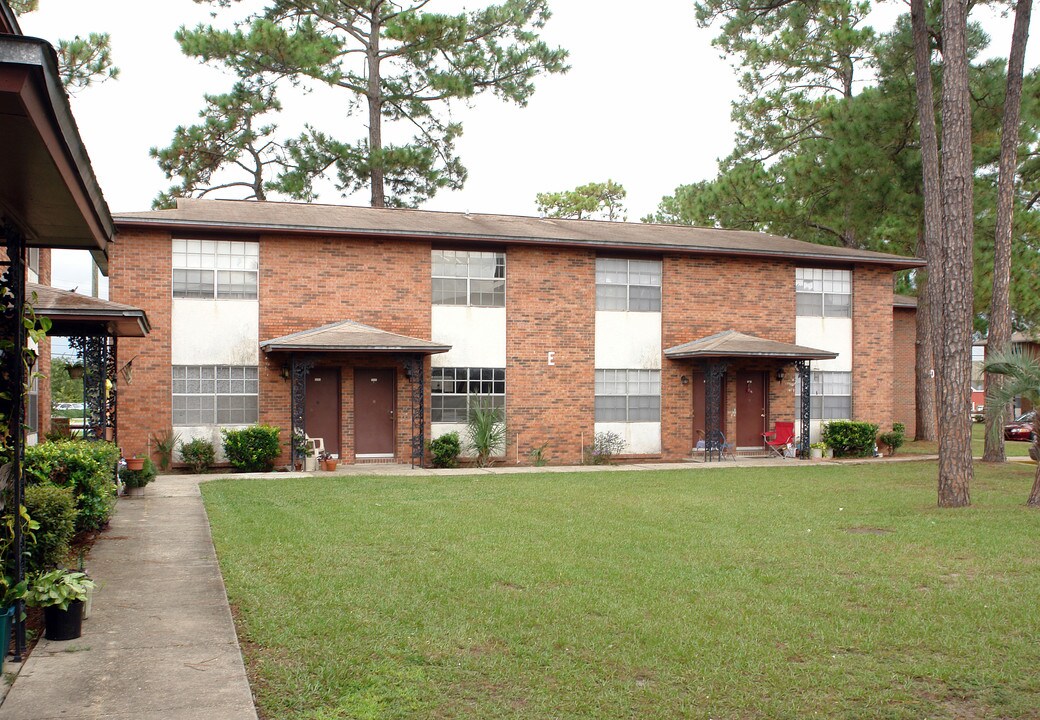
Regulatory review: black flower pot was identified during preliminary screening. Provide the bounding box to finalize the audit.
[44,600,84,641]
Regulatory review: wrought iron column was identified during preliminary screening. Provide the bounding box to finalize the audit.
[703,360,727,462]
[403,355,425,469]
[289,353,314,469]
[107,337,118,444]
[796,360,811,458]
[1,220,27,660]
[81,335,108,441]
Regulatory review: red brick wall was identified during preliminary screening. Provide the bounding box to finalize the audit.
[108,230,173,462]
[893,307,917,437]
[852,267,895,430]
[505,245,595,465]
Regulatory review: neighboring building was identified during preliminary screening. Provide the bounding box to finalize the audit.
[111,199,922,467]
[975,331,1040,416]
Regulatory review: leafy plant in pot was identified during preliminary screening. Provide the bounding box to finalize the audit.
[317,450,338,471]
[121,458,157,497]
[25,569,95,641]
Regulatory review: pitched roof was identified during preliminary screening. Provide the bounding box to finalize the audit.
[260,320,450,354]
[664,330,838,361]
[894,294,918,308]
[114,198,923,269]
[29,282,150,337]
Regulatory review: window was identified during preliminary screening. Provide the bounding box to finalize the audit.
[796,268,851,317]
[173,239,259,299]
[431,367,505,423]
[595,369,661,422]
[172,366,259,426]
[432,250,505,307]
[797,370,852,420]
[26,365,38,435]
[27,248,40,277]
[596,258,662,311]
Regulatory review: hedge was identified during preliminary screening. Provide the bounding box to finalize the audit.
[821,421,879,458]
[221,425,282,472]
[23,483,77,575]
[24,440,120,533]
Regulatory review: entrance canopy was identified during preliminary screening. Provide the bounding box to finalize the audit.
[664,330,837,361]
[30,283,150,337]
[260,320,450,355]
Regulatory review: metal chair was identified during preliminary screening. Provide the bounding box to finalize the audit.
[762,421,795,459]
[696,429,735,461]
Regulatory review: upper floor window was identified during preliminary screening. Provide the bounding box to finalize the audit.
[27,248,40,277]
[173,239,258,299]
[596,258,661,312]
[432,250,505,307]
[796,268,850,318]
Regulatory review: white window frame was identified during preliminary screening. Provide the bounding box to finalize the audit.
[595,369,661,422]
[172,365,259,426]
[796,268,851,318]
[431,367,505,423]
[173,239,259,299]
[596,258,662,312]
[432,250,506,307]
[797,370,852,420]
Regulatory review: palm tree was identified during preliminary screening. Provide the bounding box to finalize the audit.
[984,347,1040,506]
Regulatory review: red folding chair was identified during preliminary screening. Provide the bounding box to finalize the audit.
[763,421,795,459]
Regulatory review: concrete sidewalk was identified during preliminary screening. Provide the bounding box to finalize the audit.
[0,475,257,720]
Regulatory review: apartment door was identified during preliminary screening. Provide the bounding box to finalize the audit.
[692,371,727,448]
[354,368,395,456]
[305,368,341,456]
[735,371,767,448]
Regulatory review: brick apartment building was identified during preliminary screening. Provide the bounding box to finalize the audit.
[110,199,921,467]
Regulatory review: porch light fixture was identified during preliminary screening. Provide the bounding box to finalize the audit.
[680,375,689,385]
[280,365,290,381]
[775,367,786,382]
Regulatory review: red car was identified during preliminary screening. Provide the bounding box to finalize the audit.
[1004,411,1036,442]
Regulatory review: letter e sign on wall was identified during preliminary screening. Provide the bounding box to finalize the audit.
[547,351,555,366]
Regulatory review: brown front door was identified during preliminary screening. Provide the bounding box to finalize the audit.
[735,371,767,447]
[305,368,341,456]
[354,368,395,456]
[692,371,728,448]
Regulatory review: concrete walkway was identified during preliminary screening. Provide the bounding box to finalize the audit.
[0,475,257,720]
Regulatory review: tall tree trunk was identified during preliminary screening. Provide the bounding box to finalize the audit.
[982,0,1032,463]
[1030,443,1040,507]
[910,0,943,443]
[936,0,974,507]
[915,267,938,441]
[367,5,385,208]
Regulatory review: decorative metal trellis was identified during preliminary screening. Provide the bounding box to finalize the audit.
[702,360,728,462]
[401,354,425,469]
[71,335,118,443]
[796,360,811,458]
[289,353,315,469]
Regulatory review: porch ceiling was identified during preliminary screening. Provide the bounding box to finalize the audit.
[664,330,838,361]
[30,282,150,337]
[260,320,451,355]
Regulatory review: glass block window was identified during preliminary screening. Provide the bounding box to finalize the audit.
[432,250,506,307]
[173,239,259,299]
[596,258,662,311]
[431,367,505,423]
[595,369,661,422]
[172,365,259,426]
[796,268,851,317]
[797,370,852,420]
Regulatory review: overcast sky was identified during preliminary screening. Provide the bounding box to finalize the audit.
[17,0,1040,297]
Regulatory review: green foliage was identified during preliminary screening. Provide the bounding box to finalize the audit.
[528,442,549,467]
[24,440,119,533]
[878,423,907,455]
[465,399,506,468]
[25,569,94,611]
[222,425,282,472]
[176,0,569,207]
[584,431,627,465]
[180,438,216,474]
[535,180,627,221]
[150,428,181,472]
[121,458,157,489]
[427,432,461,469]
[10,1,118,91]
[983,347,1040,443]
[822,421,880,458]
[49,357,84,404]
[23,484,76,576]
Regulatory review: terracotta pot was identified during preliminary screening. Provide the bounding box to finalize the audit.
[294,463,303,472]
[325,460,338,471]
[125,457,145,471]
[67,365,84,380]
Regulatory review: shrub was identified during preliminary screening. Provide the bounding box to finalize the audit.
[180,438,215,474]
[23,484,76,575]
[121,458,157,488]
[466,399,506,468]
[24,440,120,533]
[222,425,282,472]
[150,427,180,471]
[584,431,627,465]
[822,421,880,458]
[878,423,907,456]
[427,432,461,468]
[528,442,549,467]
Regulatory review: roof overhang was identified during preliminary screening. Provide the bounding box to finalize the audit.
[30,283,150,337]
[260,320,450,355]
[0,1,20,35]
[0,35,113,272]
[665,330,839,361]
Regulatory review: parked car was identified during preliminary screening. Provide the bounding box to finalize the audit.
[1004,411,1036,442]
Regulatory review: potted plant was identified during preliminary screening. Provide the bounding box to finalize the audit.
[25,569,95,641]
[318,450,338,471]
[809,442,826,460]
[66,362,84,380]
[125,454,145,471]
[291,431,313,471]
[121,458,157,497]
[0,573,27,672]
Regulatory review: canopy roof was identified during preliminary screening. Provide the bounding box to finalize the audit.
[260,320,450,355]
[0,33,113,270]
[664,330,838,361]
[30,283,149,337]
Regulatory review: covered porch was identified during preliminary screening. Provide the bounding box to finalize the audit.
[260,320,450,468]
[664,330,837,460]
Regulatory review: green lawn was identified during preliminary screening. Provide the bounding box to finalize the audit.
[901,421,1034,457]
[202,462,1040,720]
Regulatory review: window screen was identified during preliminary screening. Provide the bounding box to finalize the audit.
[173,239,259,299]
[432,250,506,307]
[796,268,851,318]
[596,258,662,312]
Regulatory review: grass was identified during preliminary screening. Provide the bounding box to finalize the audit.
[202,462,1040,720]
[901,421,1034,457]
